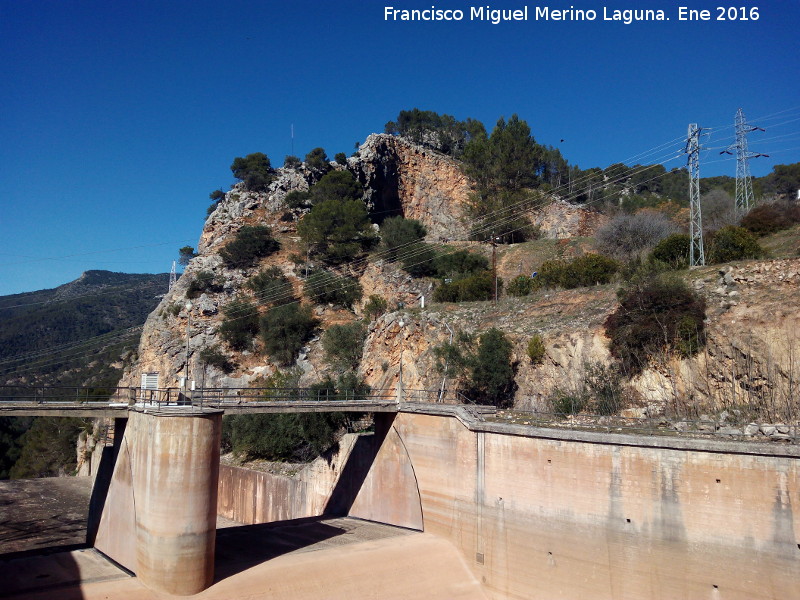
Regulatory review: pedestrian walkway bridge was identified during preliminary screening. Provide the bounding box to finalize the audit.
[0,385,467,417]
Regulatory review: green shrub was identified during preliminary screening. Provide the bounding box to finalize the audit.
[507,274,535,297]
[467,329,516,407]
[401,242,438,277]
[207,189,225,216]
[649,233,690,269]
[259,303,319,366]
[363,295,388,320]
[246,267,294,306]
[225,410,345,462]
[605,277,706,374]
[707,226,762,264]
[297,198,375,264]
[199,345,235,374]
[285,190,312,209]
[305,147,329,172]
[433,328,515,407]
[527,334,545,364]
[380,217,428,261]
[550,390,586,417]
[9,417,91,479]
[310,170,362,205]
[219,297,260,351]
[433,249,489,279]
[178,246,197,266]
[223,370,370,462]
[186,270,223,299]
[433,270,499,303]
[740,202,800,236]
[305,270,363,308]
[323,321,367,371]
[284,155,301,169]
[335,152,347,165]
[219,225,280,269]
[538,254,619,289]
[230,152,274,191]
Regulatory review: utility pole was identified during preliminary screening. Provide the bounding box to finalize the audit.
[183,301,192,395]
[686,123,706,267]
[721,108,767,214]
[438,322,454,403]
[490,234,498,305]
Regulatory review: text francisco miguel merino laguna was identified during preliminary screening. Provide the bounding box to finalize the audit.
[385,6,712,25]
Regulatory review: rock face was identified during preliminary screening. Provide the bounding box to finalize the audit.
[119,135,479,390]
[532,198,608,239]
[352,134,473,241]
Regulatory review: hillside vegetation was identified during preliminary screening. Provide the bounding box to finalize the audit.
[121,108,800,461]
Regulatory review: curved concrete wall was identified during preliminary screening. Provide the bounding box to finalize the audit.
[95,410,221,596]
[379,412,799,600]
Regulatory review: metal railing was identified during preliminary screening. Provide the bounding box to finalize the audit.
[0,384,475,412]
[0,385,134,405]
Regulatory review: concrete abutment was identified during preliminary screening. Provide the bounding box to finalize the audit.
[94,408,221,596]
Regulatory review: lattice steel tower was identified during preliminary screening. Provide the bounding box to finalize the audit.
[169,260,177,292]
[686,123,705,267]
[721,108,766,214]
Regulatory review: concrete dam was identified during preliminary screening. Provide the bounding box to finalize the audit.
[74,401,799,599]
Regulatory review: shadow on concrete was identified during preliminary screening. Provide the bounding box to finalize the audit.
[86,417,126,546]
[0,546,86,599]
[214,516,348,583]
[323,413,393,516]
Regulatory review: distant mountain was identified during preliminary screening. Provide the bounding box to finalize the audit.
[0,270,169,388]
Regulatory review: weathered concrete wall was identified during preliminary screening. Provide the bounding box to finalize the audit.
[217,421,424,531]
[361,412,799,600]
[217,434,360,524]
[94,409,221,596]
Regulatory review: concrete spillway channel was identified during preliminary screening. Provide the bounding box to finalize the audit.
[1,402,799,599]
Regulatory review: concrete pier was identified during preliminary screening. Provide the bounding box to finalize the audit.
[94,408,222,596]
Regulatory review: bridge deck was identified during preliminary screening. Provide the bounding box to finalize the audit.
[0,400,401,418]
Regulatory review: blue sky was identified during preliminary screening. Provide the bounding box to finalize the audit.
[1,0,798,295]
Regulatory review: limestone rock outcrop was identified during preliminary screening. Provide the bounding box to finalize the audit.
[351,134,473,241]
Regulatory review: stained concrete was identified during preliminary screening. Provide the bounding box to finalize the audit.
[94,409,222,595]
[368,411,800,600]
[4,519,487,600]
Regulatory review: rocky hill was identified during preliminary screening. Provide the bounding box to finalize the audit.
[118,134,800,426]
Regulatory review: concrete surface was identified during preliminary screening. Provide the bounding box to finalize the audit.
[0,477,93,555]
[4,518,487,600]
[0,547,130,598]
[372,411,800,600]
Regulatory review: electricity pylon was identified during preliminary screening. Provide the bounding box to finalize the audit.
[721,108,767,214]
[686,124,705,267]
[169,261,177,292]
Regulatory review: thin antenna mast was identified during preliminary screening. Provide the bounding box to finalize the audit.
[291,124,294,156]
